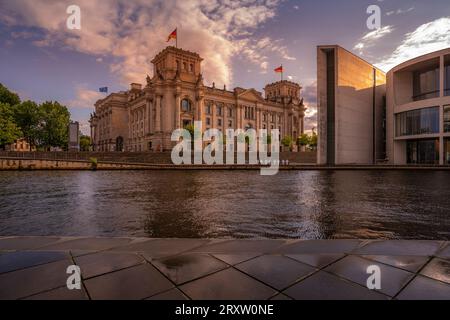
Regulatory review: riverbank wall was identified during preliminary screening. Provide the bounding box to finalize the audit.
[1,157,450,170]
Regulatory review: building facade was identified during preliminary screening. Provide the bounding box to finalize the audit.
[5,138,35,152]
[386,48,450,165]
[317,45,386,165]
[90,46,306,152]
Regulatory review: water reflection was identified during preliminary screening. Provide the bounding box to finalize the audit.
[0,170,448,240]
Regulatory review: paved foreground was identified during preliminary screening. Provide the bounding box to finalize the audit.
[0,237,449,300]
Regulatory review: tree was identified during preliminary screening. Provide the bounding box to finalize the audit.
[281,135,294,151]
[0,103,22,148]
[80,135,91,151]
[38,101,71,150]
[13,100,40,151]
[0,83,20,106]
[297,133,310,147]
[310,131,318,150]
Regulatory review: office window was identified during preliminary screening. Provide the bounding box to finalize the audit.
[444,105,450,133]
[407,139,439,165]
[445,55,450,96]
[396,107,440,137]
[445,138,450,164]
[413,66,440,101]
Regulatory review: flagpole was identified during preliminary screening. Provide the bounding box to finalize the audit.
[176,27,178,48]
[281,65,283,81]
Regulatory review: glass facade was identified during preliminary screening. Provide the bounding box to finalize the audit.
[407,139,440,164]
[413,66,440,101]
[445,55,450,96]
[445,138,450,165]
[444,105,450,133]
[396,107,439,137]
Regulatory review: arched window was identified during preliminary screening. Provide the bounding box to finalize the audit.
[181,99,191,112]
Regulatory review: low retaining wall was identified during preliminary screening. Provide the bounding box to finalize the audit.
[0,151,318,164]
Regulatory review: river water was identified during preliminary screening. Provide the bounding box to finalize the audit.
[0,170,448,239]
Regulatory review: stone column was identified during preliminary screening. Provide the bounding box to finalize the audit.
[175,94,181,129]
[223,105,228,130]
[212,102,216,129]
[148,100,153,134]
[155,96,161,132]
[255,104,259,133]
[197,97,204,125]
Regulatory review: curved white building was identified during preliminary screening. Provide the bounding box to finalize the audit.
[387,48,450,165]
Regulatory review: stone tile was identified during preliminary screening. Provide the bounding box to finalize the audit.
[179,268,276,300]
[39,237,133,251]
[84,263,173,300]
[212,253,261,266]
[146,288,189,300]
[0,251,69,274]
[112,239,210,258]
[362,255,429,273]
[270,293,292,300]
[325,255,414,297]
[436,243,450,259]
[25,286,89,300]
[353,240,442,256]
[235,255,316,290]
[420,258,450,284]
[396,276,450,300]
[70,250,99,257]
[0,259,74,299]
[189,240,287,254]
[151,253,228,285]
[277,240,361,254]
[0,237,63,251]
[283,271,388,300]
[285,254,345,268]
[74,252,145,279]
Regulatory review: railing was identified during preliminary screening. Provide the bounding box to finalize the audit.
[412,90,440,101]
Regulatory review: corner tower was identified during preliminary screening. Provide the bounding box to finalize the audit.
[151,46,203,83]
[264,80,302,103]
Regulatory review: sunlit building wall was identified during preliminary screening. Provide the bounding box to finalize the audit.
[386,48,450,165]
[317,45,387,165]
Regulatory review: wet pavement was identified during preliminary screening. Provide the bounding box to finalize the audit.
[0,237,448,300]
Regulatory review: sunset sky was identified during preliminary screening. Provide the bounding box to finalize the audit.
[1,0,449,134]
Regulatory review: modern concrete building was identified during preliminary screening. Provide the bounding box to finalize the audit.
[386,48,450,165]
[68,121,80,152]
[90,46,306,152]
[317,45,386,165]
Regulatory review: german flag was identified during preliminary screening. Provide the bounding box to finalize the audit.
[167,28,177,42]
[274,65,283,73]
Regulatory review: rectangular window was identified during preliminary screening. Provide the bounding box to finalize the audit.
[217,119,222,127]
[445,55,450,96]
[228,108,233,117]
[228,120,233,128]
[407,139,440,164]
[205,104,211,115]
[445,105,450,133]
[206,117,211,126]
[445,138,450,164]
[395,107,440,137]
[413,66,440,101]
